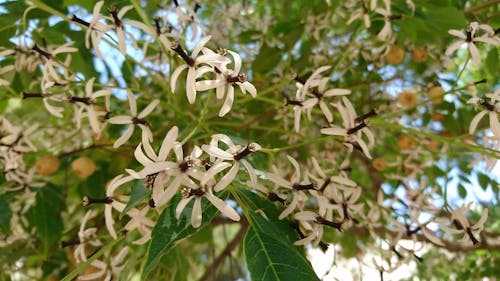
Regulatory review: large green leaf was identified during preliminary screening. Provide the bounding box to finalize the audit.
[26,184,64,256]
[141,192,227,280]
[233,189,319,281]
[121,179,150,218]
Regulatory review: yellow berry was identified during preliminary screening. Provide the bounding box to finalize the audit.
[426,139,440,152]
[372,158,387,171]
[71,157,96,179]
[431,113,445,122]
[427,86,444,105]
[35,155,60,176]
[397,135,414,150]
[411,48,427,63]
[397,90,418,107]
[386,45,405,65]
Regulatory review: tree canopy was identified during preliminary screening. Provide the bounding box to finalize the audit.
[0,0,499,280]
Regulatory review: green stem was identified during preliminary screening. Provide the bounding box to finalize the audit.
[61,237,124,281]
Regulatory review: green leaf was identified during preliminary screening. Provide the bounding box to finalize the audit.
[252,44,282,74]
[121,179,150,218]
[458,184,467,199]
[233,188,319,281]
[477,173,491,191]
[141,192,227,280]
[26,184,64,255]
[0,195,12,234]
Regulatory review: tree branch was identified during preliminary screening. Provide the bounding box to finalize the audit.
[198,218,249,281]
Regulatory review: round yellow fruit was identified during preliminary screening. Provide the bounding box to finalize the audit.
[372,158,388,171]
[397,90,417,107]
[411,48,427,63]
[386,45,405,65]
[71,157,96,179]
[426,139,440,152]
[431,113,445,122]
[35,155,60,176]
[427,86,444,105]
[397,135,414,150]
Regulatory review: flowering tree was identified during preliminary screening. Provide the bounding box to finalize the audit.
[0,0,499,280]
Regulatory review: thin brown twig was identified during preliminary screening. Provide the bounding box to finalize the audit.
[198,218,249,281]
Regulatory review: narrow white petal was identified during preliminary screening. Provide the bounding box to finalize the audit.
[319,101,333,123]
[324,88,351,97]
[201,144,234,160]
[108,115,132,124]
[279,195,298,220]
[241,159,257,184]
[228,50,242,74]
[469,110,488,135]
[113,125,134,148]
[170,64,188,93]
[219,85,234,117]
[191,198,202,228]
[196,79,225,92]
[176,197,192,219]
[192,36,211,58]
[205,193,240,221]
[489,113,500,139]
[287,155,301,183]
[201,162,231,186]
[330,176,356,187]
[186,68,197,104]
[159,126,178,161]
[422,227,445,246]
[127,91,137,116]
[138,99,159,118]
[320,127,347,136]
[214,163,239,192]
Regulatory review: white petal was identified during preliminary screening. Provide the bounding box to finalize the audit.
[287,155,301,183]
[205,192,240,221]
[127,91,137,116]
[159,126,178,161]
[170,64,188,93]
[468,43,481,66]
[192,36,211,58]
[214,163,239,192]
[186,68,197,104]
[489,112,500,139]
[134,144,154,166]
[176,197,192,219]
[266,173,292,188]
[108,115,132,124]
[320,127,347,136]
[448,29,466,39]
[240,81,257,97]
[196,79,225,92]
[279,195,298,220]
[469,110,488,135]
[422,227,445,246]
[295,211,317,221]
[323,88,351,97]
[201,162,231,186]
[201,144,234,160]
[219,85,234,117]
[241,159,257,184]
[138,99,159,118]
[330,176,356,187]
[445,40,464,56]
[319,101,333,123]
[191,198,202,228]
[113,125,134,148]
[228,50,242,74]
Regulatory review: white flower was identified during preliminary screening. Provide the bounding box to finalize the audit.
[151,143,203,208]
[170,36,230,104]
[126,126,179,179]
[266,155,315,219]
[320,97,374,159]
[195,50,257,116]
[108,91,159,148]
[176,185,240,228]
[445,22,500,65]
[100,174,134,239]
[71,77,112,134]
[439,203,488,245]
[124,207,155,245]
[468,89,500,139]
[201,134,261,192]
[374,0,393,41]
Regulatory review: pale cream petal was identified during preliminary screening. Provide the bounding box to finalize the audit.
[219,84,234,117]
[469,110,488,135]
[323,88,351,97]
[159,126,178,161]
[422,227,445,246]
[201,162,231,186]
[214,163,239,192]
[113,125,134,148]
[205,192,240,221]
[170,64,188,93]
[192,36,211,58]
[191,198,202,228]
[138,99,159,118]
